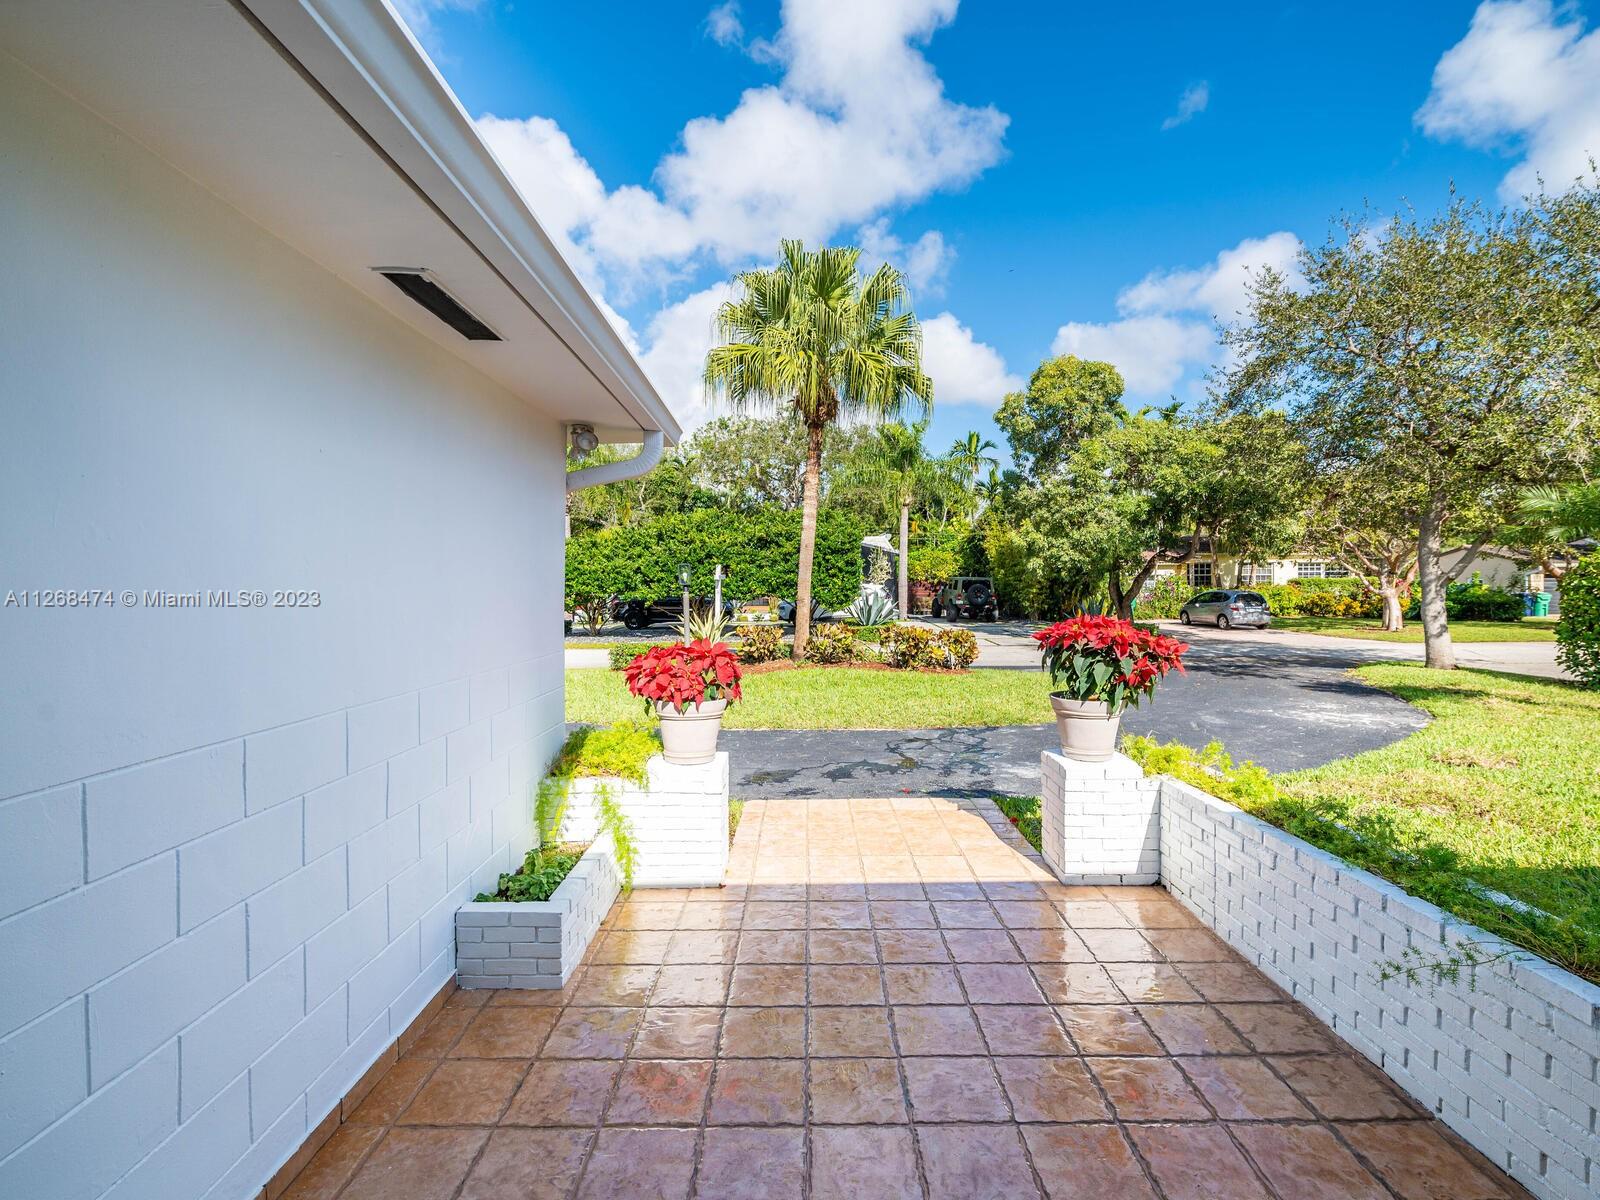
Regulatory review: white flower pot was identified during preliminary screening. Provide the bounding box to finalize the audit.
[655,698,727,765]
[1049,694,1121,762]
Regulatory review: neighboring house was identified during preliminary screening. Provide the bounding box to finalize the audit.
[1,4,677,1200]
[1153,546,1546,593]
[1148,541,1359,590]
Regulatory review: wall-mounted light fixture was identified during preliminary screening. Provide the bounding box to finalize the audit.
[569,423,600,457]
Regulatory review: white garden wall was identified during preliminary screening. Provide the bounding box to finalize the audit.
[0,62,564,1200]
[1160,777,1599,1200]
[555,754,731,888]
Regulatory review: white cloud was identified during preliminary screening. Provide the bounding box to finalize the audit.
[635,283,737,433]
[1117,231,1303,323]
[1051,316,1214,396]
[476,0,1006,283]
[390,0,480,45]
[1161,82,1210,131]
[1050,233,1302,398]
[1418,0,1600,199]
[706,1,744,47]
[921,313,1022,407]
[856,219,953,297]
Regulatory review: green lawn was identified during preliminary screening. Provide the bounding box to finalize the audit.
[1268,616,1555,642]
[568,665,1055,729]
[993,665,1600,983]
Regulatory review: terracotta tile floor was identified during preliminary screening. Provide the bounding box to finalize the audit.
[288,796,1528,1200]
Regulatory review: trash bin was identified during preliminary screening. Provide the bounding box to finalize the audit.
[1523,591,1537,616]
[1532,590,1551,617]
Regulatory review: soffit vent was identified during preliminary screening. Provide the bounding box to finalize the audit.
[375,268,501,341]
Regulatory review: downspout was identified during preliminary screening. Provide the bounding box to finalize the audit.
[565,429,665,493]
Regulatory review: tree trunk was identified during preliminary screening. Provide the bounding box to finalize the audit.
[897,499,911,617]
[793,421,824,661]
[1107,566,1134,621]
[1417,498,1456,669]
[1379,585,1404,632]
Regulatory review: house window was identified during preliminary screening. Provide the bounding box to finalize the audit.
[1295,561,1325,579]
[1188,562,1213,586]
[1239,564,1270,585]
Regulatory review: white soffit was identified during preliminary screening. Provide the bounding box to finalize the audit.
[0,0,680,441]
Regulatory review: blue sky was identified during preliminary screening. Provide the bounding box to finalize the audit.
[402,0,1600,459]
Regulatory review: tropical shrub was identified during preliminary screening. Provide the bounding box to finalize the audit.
[1445,576,1524,622]
[1555,554,1600,687]
[882,624,945,669]
[940,627,980,668]
[566,507,867,611]
[624,641,744,713]
[907,545,961,585]
[1034,615,1188,710]
[803,621,859,664]
[1134,573,1194,619]
[609,642,672,671]
[736,624,785,664]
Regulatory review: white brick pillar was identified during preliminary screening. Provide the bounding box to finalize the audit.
[562,753,729,888]
[1039,750,1161,885]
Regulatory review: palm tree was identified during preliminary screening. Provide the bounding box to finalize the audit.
[948,431,1000,488]
[705,241,932,658]
[1514,483,1600,543]
[846,419,959,615]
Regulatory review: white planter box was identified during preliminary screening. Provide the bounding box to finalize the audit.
[553,753,730,888]
[1038,750,1161,885]
[455,831,621,989]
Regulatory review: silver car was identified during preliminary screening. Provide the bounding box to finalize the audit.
[1179,589,1271,630]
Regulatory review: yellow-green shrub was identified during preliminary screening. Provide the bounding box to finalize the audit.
[737,624,785,664]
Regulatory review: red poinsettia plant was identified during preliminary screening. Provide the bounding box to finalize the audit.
[624,639,744,714]
[1033,615,1188,712]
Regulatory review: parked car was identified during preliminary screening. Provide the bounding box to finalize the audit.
[777,596,829,625]
[1179,589,1271,629]
[932,576,999,621]
[613,595,730,629]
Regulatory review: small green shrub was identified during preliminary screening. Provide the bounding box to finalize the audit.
[737,624,785,663]
[803,622,858,664]
[939,627,979,668]
[907,545,961,585]
[476,845,586,902]
[609,642,672,670]
[1445,576,1524,622]
[549,721,661,784]
[881,624,941,669]
[1556,554,1600,688]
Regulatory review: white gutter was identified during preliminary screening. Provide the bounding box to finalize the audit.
[565,430,665,493]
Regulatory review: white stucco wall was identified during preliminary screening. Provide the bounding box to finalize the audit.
[0,61,564,1199]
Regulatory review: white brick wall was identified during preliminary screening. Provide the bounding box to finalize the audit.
[553,753,731,888]
[1038,751,1161,885]
[1160,776,1600,1200]
[0,664,563,1200]
[456,831,623,988]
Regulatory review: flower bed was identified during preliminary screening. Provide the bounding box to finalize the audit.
[456,832,621,988]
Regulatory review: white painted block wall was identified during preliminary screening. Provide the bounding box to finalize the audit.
[1160,778,1600,1200]
[556,754,731,888]
[0,64,565,1200]
[1038,751,1161,885]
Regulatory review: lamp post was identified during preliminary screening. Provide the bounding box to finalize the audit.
[679,563,692,627]
[713,564,723,621]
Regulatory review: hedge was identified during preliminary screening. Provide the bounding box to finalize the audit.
[1556,554,1600,687]
[566,507,866,612]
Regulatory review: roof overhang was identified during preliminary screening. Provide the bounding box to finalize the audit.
[0,0,680,444]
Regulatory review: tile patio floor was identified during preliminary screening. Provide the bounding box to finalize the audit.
[285,796,1526,1200]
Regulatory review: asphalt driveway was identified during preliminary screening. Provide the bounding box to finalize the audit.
[719,632,1430,800]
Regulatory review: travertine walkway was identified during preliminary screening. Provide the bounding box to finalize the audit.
[284,797,1523,1199]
